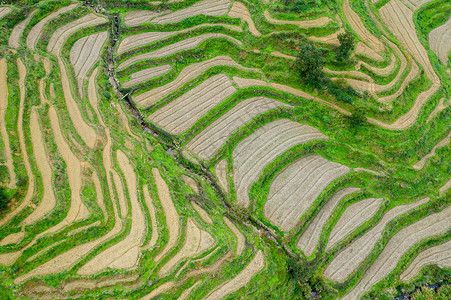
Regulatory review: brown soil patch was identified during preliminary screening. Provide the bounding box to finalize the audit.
[215,160,229,194]
[426,98,448,123]
[159,218,214,276]
[182,175,199,194]
[0,58,16,190]
[134,56,259,107]
[78,150,146,274]
[8,9,37,48]
[263,10,330,28]
[121,33,242,68]
[123,10,168,27]
[223,217,245,256]
[178,281,202,300]
[355,42,383,61]
[324,197,429,282]
[26,4,78,51]
[23,108,56,225]
[142,184,159,250]
[296,187,360,257]
[228,1,261,36]
[401,239,451,281]
[49,83,56,98]
[123,64,171,87]
[326,197,383,251]
[439,179,451,195]
[91,171,107,221]
[233,119,328,207]
[232,76,267,88]
[343,205,451,299]
[264,154,350,232]
[153,168,181,262]
[68,221,101,236]
[150,0,230,24]
[428,18,451,65]
[358,52,396,76]
[149,74,236,135]
[413,132,451,170]
[140,281,175,300]
[310,28,344,45]
[116,103,141,141]
[69,31,108,98]
[204,250,265,299]
[0,7,12,20]
[191,201,213,225]
[0,231,25,246]
[270,51,296,60]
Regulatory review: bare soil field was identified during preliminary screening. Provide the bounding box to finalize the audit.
[413,131,451,170]
[140,281,175,300]
[232,76,267,88]
[153,168,181,262]
[69,31,108,97]
[400,239,451,281]
[142,185,159,250]
[224,217,245,256]
[123,10,168,27]
[309,29,344,45]
[325,197,383,251]
[324,197,429,282]
[426,97,448,123]
[228,1,261,36]
[192,201,213,225]
[182,175,198,194]
[149,0,231,25]
[91,171,107,221]
[116,103,141,141]
[78,150,146,274]
[264,154,350,232]
[215,160,229,193]
[178,281,202,300]
[359,52,397,76]
[343,205,451,299]
[120,33,242,67]
[428,17,451,65]
[23,108,56,225]
[270,51,296,60]
[439,178,451,195]
[343,0,384,51]
[355,42,383,61]
[159,218,214,276]
[296,187,360,257]
[47,13,106,56]
[148,74,236,135]
[204,250,265,300]
[26,4,78,51]
[263,10,330,28]
[123,64,171,87]
[0,231,25,247]
[134,56,258,107]
[185,96,290,160]
[0,7,12,19]
[8,9,37,48]
[0,58,16,189]
[233,119,328,207]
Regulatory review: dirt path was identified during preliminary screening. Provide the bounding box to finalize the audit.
[204,250,265,299]
[228,1,261,36]
[153,167,181,262]
[413,131,450,170]
[324,197,429,282]
[264,154,350,232]
[326,197,383,251]
[428,17,451,65]
[232,76,267,88]
[159,218,214,276]
[233,119,328,207]
[343,205,451,299]
[296,188,361,257]
[223,217,245,256]
[149,74,236,135]
[149,0,231,24]
[263,10,330,28]
[400,239,451,281]
[134,55,259,107]
[270,51,296,60]
[26,4,78,51]
[123,65,171,87]
[8,9,37,48]
[0,58,16,189]
[23,108,56,225]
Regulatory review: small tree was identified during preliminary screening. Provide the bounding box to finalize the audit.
[335,31,355,62]
[294,43,325,87]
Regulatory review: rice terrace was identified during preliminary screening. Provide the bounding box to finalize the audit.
[0,0,450,298]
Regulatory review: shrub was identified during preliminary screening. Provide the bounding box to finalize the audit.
[294,43,326,88]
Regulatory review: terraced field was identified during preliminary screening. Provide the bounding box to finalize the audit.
[0,0,449,299]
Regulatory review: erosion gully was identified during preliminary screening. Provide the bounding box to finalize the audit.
[83,1,295,258]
